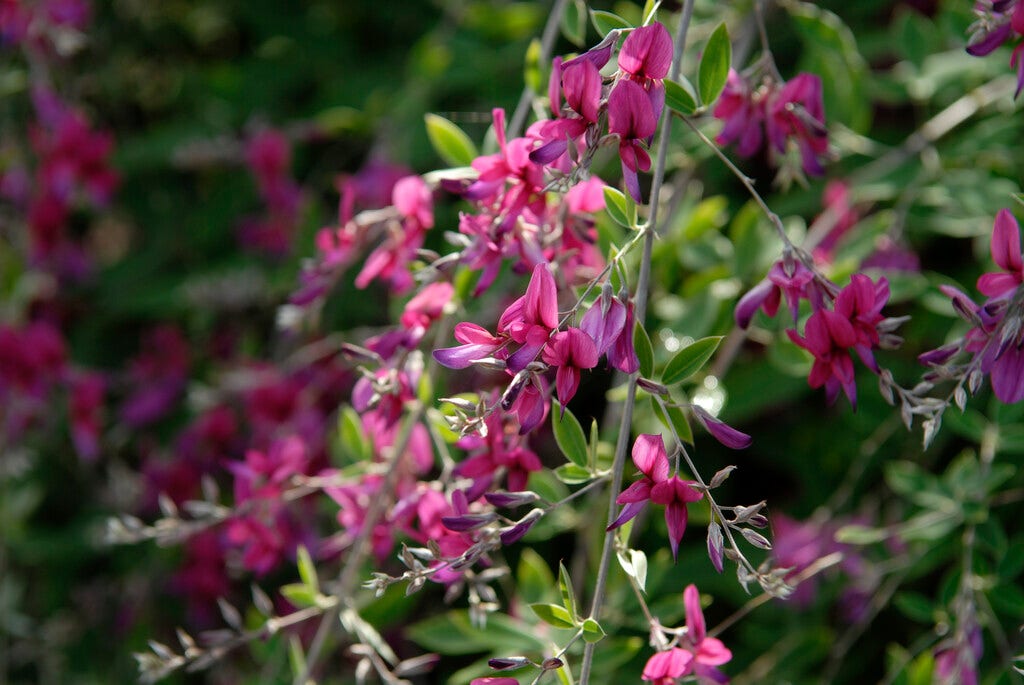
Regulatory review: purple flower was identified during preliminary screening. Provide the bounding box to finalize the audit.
[690,405,751,450]
[432,322,504,369]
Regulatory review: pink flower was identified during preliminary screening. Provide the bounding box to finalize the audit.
[401,281,454,334]
[786,309,859,407]
[608,78,658,203]
[433,322,505,369]
[766,73,828,176]
[608,434,703,560]
[642,647,693,685]
[619,23,673,84]
[977,209,1023,297]
[69,370,105,461]
[650,476,704,561]
[713,70,765,157]
[690,405,751,450]
[541,327,599,407]
[682,584,732,681]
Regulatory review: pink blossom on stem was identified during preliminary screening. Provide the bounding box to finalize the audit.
[642,648,694,685]
[713,70,765,157]
[650,475,704,561]
[541,327,599,408]
[977,208,1023,297]
[682,584,733,681]
[766,73,828,176]
[786,309,859,408]
[607,78,657,203]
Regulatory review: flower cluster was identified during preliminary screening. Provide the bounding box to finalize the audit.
[736,254,896,408]
[713,69,828,178]
[920,209,1024,403]
[966,0,1024,96]
[642,585,732,684]
[434,262,638,431]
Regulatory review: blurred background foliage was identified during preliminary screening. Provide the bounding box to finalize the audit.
[1,0,1023,683]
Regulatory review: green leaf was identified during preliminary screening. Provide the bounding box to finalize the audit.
[834,524,890,545]
[697,23,731,106]
[552,404,589,468]
[408,611,546,655]
[424,113,478,167]
[893,592,935,623]
[661,336,723,385]
[989,583,1024,618]
[650,396,694,445]
[296,545,319,594]
[590,10,631,37]
[558,562,578,622]
[561,0,587,46]
[603,186,636,228]
[588,419,599,471]
[518,548,555,605]
[664,78,697,115]
[280,583,317,608]
[641,0,661,25]
[288,635,307,682]
[554,463,595,485]
[337,406,371,463]
[582,617,606,643]
[530,602,577,629]
[634,323,654,378]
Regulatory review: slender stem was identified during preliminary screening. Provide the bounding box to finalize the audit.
[578,3,696,681]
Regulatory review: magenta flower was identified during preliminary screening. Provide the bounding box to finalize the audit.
[532,58,602,164]
[682,584,733,681]
[734,258,816,329]
[651,475,705,560]
[619,22,673,89]
[607,78,658,203]
[401,281,454,334]
[713,70,765,157]
[541,327,599,407]
[500,263,561,371]
[608,434,703,560]
[608,433,670,531]
[834,273,890,373]
[642,648,693,685]
[767,73,828,176]
[786,309,859,407]
[977,209,1023,297]
[433,322,505,369]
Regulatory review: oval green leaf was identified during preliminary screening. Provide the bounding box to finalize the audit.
[650,396,694,445]
[582,617,606,643]
[697,22,731,106]
[530,602,577,629]
[553,404,589,468]
[603,186,635,228]
[661,336,723,385]
[634,323,654,379]
[665,78,697,115]
[589,10,631,37]
[424,113,478,167]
